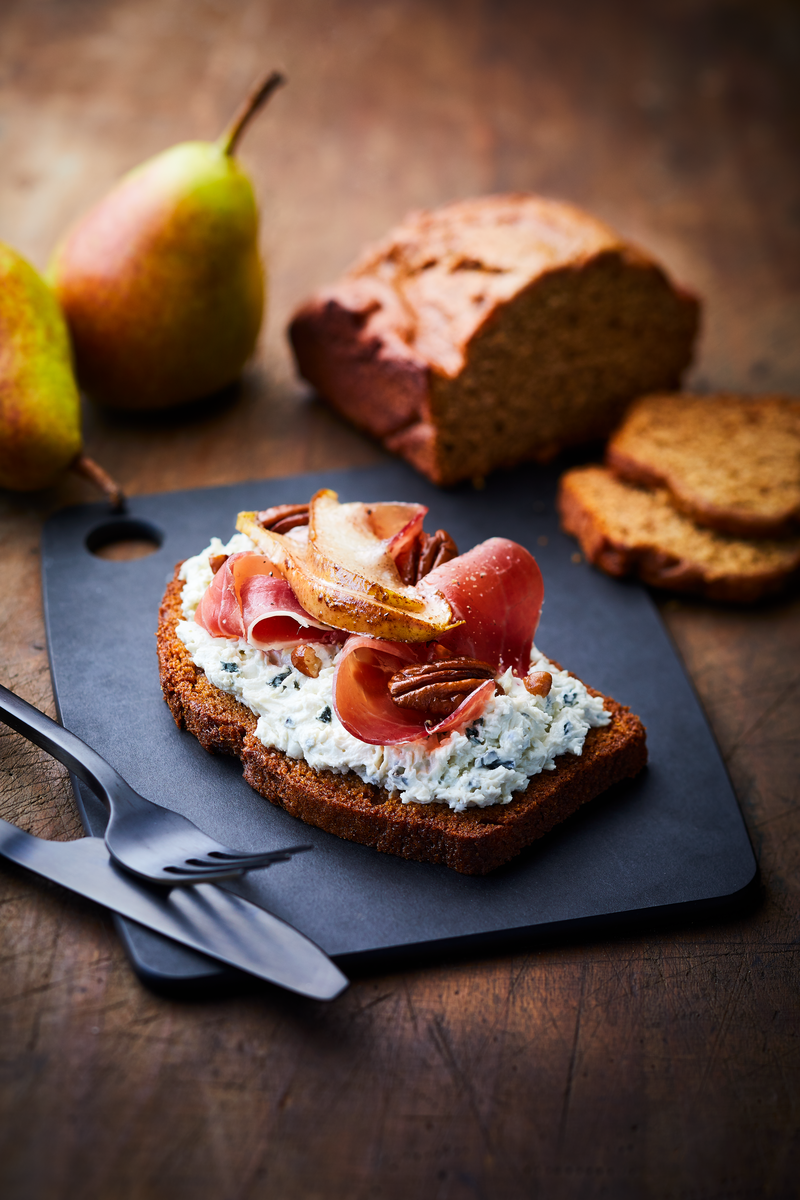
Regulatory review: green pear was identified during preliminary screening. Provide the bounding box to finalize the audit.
[49,71,285,411]
[0,242,83,491]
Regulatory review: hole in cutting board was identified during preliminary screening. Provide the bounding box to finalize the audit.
[85,518,163,561]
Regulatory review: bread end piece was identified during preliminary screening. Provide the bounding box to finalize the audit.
[290,194,700,488]
[158,571,647,874]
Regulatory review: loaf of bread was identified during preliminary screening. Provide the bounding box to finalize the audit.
[289,194,700,486]
[558,465,800,603]
[606,393,800,538]
[158,571,647,875]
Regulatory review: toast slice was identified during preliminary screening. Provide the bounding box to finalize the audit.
[606,393,800,538]
[558,465,800,603]
[157,571,647,875]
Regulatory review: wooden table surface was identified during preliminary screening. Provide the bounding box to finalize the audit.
[1,2,798,1196]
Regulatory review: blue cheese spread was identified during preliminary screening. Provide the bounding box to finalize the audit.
[176,535,610,812]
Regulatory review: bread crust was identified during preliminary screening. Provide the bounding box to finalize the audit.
[158,570,648,874]
[606,394,800,538]
[558,465,800,603]
[289,194,700,487]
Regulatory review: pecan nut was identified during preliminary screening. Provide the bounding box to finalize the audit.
[398,529,459,584]
[417,530,458,579]
[257,503,310,535]
[388,657,495,716]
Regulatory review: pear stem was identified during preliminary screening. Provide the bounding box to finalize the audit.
[219,70,286,157]
[70,454,126,513]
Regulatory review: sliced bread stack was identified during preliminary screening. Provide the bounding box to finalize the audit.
[558,394,800,602]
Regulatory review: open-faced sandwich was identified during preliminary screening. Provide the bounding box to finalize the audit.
[157,491,647,873]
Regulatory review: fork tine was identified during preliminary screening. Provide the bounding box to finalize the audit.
[202,848,311,862]
[162,844,313,877]
[194,846,313,868]
[164,867,248,880]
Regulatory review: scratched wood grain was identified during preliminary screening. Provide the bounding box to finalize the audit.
[0,1,798,1197]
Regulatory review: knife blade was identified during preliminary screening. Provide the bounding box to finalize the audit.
[0,818,348,1001]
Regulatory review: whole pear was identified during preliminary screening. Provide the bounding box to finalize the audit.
[0,242,83,491]
[49,71,285,411]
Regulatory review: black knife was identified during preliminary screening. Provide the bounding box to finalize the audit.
[0,817,348,1000]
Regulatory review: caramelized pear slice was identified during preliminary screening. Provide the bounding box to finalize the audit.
[236,492,458,641]
[308,490,426,611]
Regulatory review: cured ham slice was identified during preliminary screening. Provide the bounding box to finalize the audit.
[195,552,345,649]
[422,538,544,674]
[333,636,495,746]
[375,503,426,581]
[333,538,544,744]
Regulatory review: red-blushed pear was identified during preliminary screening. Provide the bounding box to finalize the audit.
[0,242,122,505]
[48,71,285,411]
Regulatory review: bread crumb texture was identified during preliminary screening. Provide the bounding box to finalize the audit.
[607,393,800,537]
[158,571,647,873]
[558,465,800,602]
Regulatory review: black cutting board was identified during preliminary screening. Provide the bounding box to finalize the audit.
[41,462,756,990]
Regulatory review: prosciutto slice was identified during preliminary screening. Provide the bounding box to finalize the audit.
[380,504,426,581]
[333,538,543,745]
[421,538,544,674]
[333,636,496,746]
[195,552,346,649]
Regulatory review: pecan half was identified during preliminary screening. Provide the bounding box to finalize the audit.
[398,529,459,584]
[257,503,310,535]
[388,657,495,716]
[209,553,228,575]
[417,530,458,579]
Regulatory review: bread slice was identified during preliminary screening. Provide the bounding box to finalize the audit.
[157,571,647,875]
[289,194,700,486]
[606,393,800,538]
[558,465,800,603]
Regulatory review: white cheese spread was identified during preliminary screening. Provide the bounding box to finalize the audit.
[176,535,610,812]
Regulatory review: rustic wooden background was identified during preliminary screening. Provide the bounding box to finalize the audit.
[1,1,798,1196]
